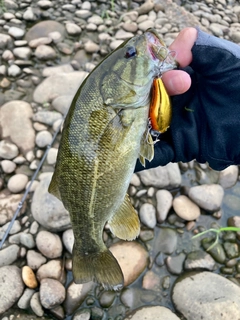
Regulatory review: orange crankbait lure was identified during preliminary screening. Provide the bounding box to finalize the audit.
[149,78,172,133]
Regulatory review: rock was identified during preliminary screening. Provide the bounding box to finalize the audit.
[36,230,63,259]
[115,29,134,40]
[138,20,155,31]
[25,20,65,42]
[110,241,148,287]
[29,36,52,48]
[138,163,181,188]
[62,228,74,254]
[184,250,216,271]
[22,266,38,289]
[8,26,25,39]
[139,203,156,228]
[0,140,19,159]
[27,250,47,270]
[31,173,71,231]
[188,184,224,211]
[218,165,238,188]
[0,100,35,154]
[0,194,26,225]
[154,228,178,255]
[36,259,63,282]
[0,266,24,314]
[52,95,72,114]
[0,33,12,49]
[156,190,173,223]
[35,44,57,60]
[8,64,22,77]
[75,9,92,19]
[33,111,62,126]
[122,22,138,33]
[30,292,44,317]
[0,220,21,239]
[137,0,154,15]
[142,270,160,291]
[47,147,58,165]
[84,41,100,53]
[99,291,116,308]
[13,47,32,59]
[64,281,93,315]
[66,23,81,35]
[33,71,88,104]
[18,288,35,309]
[165,253,186,275]
[87,15,103,25]
[1,159,17,173]
[173,195,201,221]
[23,7,37,21]
[20,233,35,248]
[172,272,240,319]
[0,244,20,267]
[35,130,52,148]
[40,278,66,309]
[7,173,28,193]
[124,306,180,320]
[42,63,74,77]
[73,309,91,320]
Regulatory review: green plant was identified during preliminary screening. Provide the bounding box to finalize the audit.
[0,0,6,13]
[192,226,240,251]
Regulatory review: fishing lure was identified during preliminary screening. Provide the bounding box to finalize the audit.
[149,77,172,134]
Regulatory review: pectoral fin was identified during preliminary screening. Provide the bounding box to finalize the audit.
[108,194,140,241]
[138,129,154,167]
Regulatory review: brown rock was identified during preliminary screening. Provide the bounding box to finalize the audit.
[22,266,38,289]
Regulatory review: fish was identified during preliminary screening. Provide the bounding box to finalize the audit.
[48,28,177,290]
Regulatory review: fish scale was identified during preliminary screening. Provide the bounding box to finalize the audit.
[49,29,177,290]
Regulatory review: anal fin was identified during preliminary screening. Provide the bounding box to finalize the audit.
[109,194,140,241]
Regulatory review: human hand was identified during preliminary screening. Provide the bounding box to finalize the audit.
[136,27,240,171]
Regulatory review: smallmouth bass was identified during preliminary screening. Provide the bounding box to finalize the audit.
[49,29,177,290]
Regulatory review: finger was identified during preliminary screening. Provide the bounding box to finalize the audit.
[169,27,198,67]
[162,70,191,96]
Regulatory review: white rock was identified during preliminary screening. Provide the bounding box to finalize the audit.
[156,189,173,223]
[188,184,224,211]
[138,20,155,31]
[0,33,12,49]
[75,9,92,19]
[0,266,24,314]
[42,63,74,77]
[35,44,56,60]
[87,15,103,25]
[125,306,180,320]
[36,259,63,282]
[37,0,53,9]
[81,1,91,10]
[13,47,32,59]
[18,288,35,309]
[40,278,66,309]
[47,147,58,165]
[62,228,74,254]
[36,230,63,258]
[35,130,52,148]
[173,195,201,221]
[8,26,25,39]
[27,250,47,270]
[139,203,156,228]
[8,64,21,76]
[66,23,81,35]
[29,37,52,48]
[1,159,16,173]
[7,173,28,193]
[115,29,134,40]
[219,165,238,189]
[23,7,37,21]
[84,41,100,53]
[2,49,14,60]
[0,244,20,267]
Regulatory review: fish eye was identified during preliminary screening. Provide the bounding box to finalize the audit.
[125,46,137,59]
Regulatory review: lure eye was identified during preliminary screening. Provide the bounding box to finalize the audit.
[125,46,137,59]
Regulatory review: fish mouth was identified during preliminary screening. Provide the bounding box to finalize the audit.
[145,28,178,73]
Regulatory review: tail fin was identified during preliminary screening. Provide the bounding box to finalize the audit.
[72,245,124,291]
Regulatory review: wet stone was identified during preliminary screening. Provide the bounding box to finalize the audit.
[99,291,116,308]
[62,228,74,254]
[184,250,216,271]
[125,306,180,320]
[154,227,178,255]
[162,275,170,289]
[165,253,186,275]
[142,270,160,291]
[73,308,91,320]
[173,195,201,221]
[202,239,226,264]
[223,242,239,259]
[219,165,238,188]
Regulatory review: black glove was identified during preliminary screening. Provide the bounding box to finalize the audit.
[135,28,240,172]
